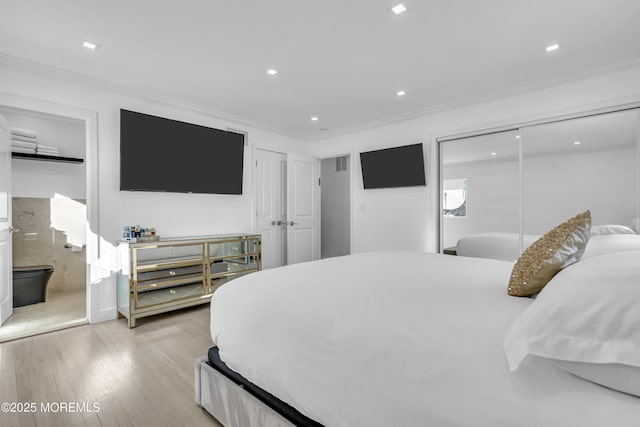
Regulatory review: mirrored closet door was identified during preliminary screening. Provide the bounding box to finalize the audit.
[521,109,639,236]
[440,108,640,259]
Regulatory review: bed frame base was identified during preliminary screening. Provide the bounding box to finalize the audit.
[195,356,295,427]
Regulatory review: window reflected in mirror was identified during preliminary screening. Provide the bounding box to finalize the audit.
[443,178,467,218]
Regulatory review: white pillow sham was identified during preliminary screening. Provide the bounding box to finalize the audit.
[590,224,635,236]
[504,251,640,396]
[582,234,640,259]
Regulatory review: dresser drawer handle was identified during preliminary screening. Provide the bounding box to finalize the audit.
[169,271,176,276]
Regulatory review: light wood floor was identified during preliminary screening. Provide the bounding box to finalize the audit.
[0,304,221,427]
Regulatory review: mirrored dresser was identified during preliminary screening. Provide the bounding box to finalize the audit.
[117,234,261,328]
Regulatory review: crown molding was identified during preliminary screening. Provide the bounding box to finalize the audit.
[0,53,312,142]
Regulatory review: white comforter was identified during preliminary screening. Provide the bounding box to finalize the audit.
[210,251,640,427]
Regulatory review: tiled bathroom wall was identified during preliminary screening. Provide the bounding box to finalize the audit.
[12,197,86,294]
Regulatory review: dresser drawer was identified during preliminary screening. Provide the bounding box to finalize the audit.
[209,258,259,277]
[137,264,203,282]
[136,282,205,308]
[209,238,258,259]
[135,244,203,265]
[210,269,257,293]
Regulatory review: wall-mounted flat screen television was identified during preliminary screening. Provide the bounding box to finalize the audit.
[360,143,426,189]
[120,109,245,194]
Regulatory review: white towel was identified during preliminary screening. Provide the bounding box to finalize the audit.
[37,149,60,155]
[11,127,36,139]
[36,143,59,151]
[11,134,38,143]
[10,140,37,150]
[11,146,36,154]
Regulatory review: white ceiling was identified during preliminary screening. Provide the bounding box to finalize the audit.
[1,0,640,141]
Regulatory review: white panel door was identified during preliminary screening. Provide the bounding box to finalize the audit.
[255,149,287,269]
[287,153,319,264]
[0,114,12,325]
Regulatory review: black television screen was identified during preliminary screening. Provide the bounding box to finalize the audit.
[360,143,426,189]
[120,109,245,194]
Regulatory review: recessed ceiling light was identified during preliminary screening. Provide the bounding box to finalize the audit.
[390,3,407,15]
[574,141,581,145]
[82,40,99,50]
[396,90,406,96]
[266,68,278,76]
[546,43,559,52]
[515,135,520,139]
[491,152,497,156]
[311,117,319,121]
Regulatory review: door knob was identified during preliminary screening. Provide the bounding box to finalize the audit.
[289,221,299,226]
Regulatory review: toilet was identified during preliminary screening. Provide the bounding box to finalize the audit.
[13,265,54,308]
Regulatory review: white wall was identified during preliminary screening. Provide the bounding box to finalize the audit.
[0,60,310,323]
[313,65,640,253]
[3,110,86,199]
[321,156,350,258]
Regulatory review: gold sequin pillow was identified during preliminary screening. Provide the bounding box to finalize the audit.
[508,210,591,297]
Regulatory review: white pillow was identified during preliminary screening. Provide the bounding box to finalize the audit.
[582,234,640,259]
[551,360,640,397]
[504,251,640,396]
[590,224,636,236]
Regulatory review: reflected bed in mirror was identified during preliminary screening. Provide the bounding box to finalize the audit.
[456,232,540,261]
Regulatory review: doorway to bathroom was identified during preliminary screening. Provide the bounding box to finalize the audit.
[0,107,88,342]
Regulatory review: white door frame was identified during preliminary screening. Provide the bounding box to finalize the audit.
[317,149,355,256]
[0,92,99,323]
[0,113,12,325]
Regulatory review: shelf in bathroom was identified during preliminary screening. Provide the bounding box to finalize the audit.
[11,152,84,164]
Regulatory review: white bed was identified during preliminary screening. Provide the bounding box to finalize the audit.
[198,249,640,426]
